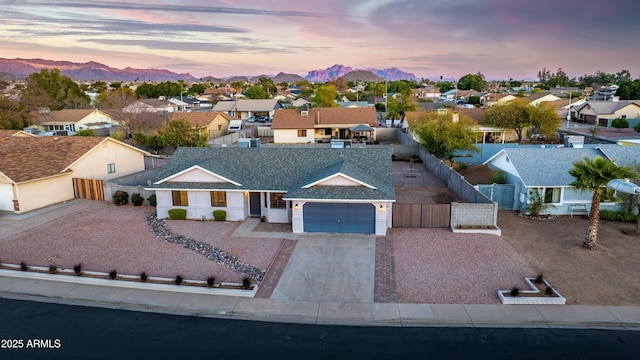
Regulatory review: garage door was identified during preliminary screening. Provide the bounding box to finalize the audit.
[303,203,375,234]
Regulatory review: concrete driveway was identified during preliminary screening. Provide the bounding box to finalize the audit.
[271,233,376,303]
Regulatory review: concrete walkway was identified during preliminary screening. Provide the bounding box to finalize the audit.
[2,200,640,329]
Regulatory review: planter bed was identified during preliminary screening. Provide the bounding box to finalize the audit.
[498,277,566,305]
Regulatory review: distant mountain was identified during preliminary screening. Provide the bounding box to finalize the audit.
[0,58,197,82]
[343,70,383,83]
[0,71,15,81]
[225,76,249,84]
[272,72,306,84]
[306,64,418,82]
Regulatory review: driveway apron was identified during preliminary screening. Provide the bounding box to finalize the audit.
[270,233,376,303]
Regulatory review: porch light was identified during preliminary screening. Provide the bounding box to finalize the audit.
[379,205,384,211]
[294,204,299,210]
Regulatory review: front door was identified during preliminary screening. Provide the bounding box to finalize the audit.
[249,192,261,216]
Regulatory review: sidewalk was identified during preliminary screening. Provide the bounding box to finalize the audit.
[1,270,640,330]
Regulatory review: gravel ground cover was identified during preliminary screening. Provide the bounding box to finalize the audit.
[0,201,282,283]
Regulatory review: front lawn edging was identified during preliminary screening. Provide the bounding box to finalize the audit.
[498,277,566,305]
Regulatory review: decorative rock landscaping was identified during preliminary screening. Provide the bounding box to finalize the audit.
[145,212,265,282]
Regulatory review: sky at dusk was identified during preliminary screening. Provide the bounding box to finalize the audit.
[1,0,639,80]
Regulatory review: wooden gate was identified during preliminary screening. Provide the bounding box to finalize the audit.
[73,178,104,201]
[392,203,450,228]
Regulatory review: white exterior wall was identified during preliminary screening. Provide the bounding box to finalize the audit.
[273,129,314,143]
[76,111,120,129]
[0,183,14,211]
[14,175,74,213]
[71,140,146,181]
[155,190,247,221]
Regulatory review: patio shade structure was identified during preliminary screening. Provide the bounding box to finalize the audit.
[349,124,375,142]
[607,179,640,235]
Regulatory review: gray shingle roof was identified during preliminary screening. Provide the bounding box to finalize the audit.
[596,144,640,167]
[151,147,395,201]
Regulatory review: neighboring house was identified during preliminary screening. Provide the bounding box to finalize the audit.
[168,112,239,139]
[480,93,517,107]
[123,99,178,113]
[0,129,37,138]
[32,109,122,135]
[524,93,562,106]
[484,144,640,215]
[212,99,283,121]
[147,147,395,235]
[290,98,312,108]
[571,101,640,126]
[412,87,441,100]
[0,136,149,213]
[271,107,378,144]
[338,101,371,108]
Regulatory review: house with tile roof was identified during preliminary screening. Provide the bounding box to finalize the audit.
[123,99,178,113]
[147,147,395,235]
[484,144,640,215]
[0,129,37,138]
[571,101,640,126]
[168,112,239,140]
[212,99,283,121]
[0,136,149,213]
[271,107,378,144]
[31,109,123,135]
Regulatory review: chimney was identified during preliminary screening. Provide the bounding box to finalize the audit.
[316,109,320,124]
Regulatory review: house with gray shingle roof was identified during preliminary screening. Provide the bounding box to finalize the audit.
[147,146,395,235]
[484,145,640,215]
[212,99,283,121]
[572,101,640,126]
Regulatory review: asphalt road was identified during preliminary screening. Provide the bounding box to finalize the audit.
[1,297,639,359]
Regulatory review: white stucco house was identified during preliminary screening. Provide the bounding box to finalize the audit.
[147,147,395,235]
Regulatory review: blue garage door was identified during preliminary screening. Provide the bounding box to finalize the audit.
[303,203,375,234]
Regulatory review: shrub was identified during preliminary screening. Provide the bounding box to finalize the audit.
[168,208,187,220]
[545,286,554,296]
[112,190,129,206]
[611,117,629,132]
[20,261,28,271]
[534,274,544,284]
[599,210,636,223]
[140,272,148,282]
[131,193,144,206]
[147,194,157,207]
[109,270,117,280]
[510,287,519,297]
[457,162,468,171]
[49,264,57,274]
[634,123,640,132]
[175,275,183,285]
[488,171,506,184]
[213,210,226,221]
[207,276,217,288]
[242,276,252,289]
[73,263,83,276]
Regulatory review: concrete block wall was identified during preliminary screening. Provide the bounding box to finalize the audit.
[450,202,498,227]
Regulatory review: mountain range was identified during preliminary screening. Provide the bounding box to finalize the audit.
[0,58,419,83]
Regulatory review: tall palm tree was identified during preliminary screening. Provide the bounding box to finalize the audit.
[569,156,636,250]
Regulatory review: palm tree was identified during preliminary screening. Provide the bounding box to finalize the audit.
[569,156,636,250]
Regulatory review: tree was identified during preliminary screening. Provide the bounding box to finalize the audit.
[0,96,30,130]
[313,84,338,107]
[615,79,640,100]
[257,76,276,95]
[569,156,636,250]
[483,100,560,142]
[387,88,417,119]
[23,68,90,110]
[435,81,455,93]
[244,85,270,99]
[457,73,486,91]
[611,117,629,132]
[75,128,95,136]
[411,111,478,160]
[231,81,245,96]
[188,83,206,95]
[158,119,209,148]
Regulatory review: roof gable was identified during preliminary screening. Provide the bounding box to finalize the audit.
[157,165,241,185]
[272,107,377,129]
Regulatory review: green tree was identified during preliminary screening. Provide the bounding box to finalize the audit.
[23,68,91,110]
[0,97,30,130]
[188,83,206,95]
[615,79,640,100]
[611,117,629,132]
[75,128,95,136]
[257,76,277,95]
[435,81,455,93]
[313,84,338,107]
[244,85,270,99]
[483,100,560,142]
[411,111,478,160]
[569,156,636,250]
[457,73,486,91]
[387,88,417,119]
[158,119,208,148]
[231,81,246,95]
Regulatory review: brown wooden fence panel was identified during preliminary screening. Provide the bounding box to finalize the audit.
[421,204,450,228]
[393,203,450,228]
[73,178,104,201]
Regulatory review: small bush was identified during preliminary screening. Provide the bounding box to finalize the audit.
[109,270,117,280]
[175,275,183,285]
[20,261,28,271]
[73,263,83,276]
[489,171,506,184]
[213,210,226,221]
[112,190,129,206]
[242,276,252,289]
[140,272,148,282]
[49,264,57,274]
[131,193,144,206]
[207,276,217,288]
[545,286,554,296]
[611,117,629,132]
[168,208,187,220]
[510,287,519,297]
[457,162,468,171]
[599,210,636,223]
[634,123,640,132]
[534,274,544,284]
[147,194,157,207]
